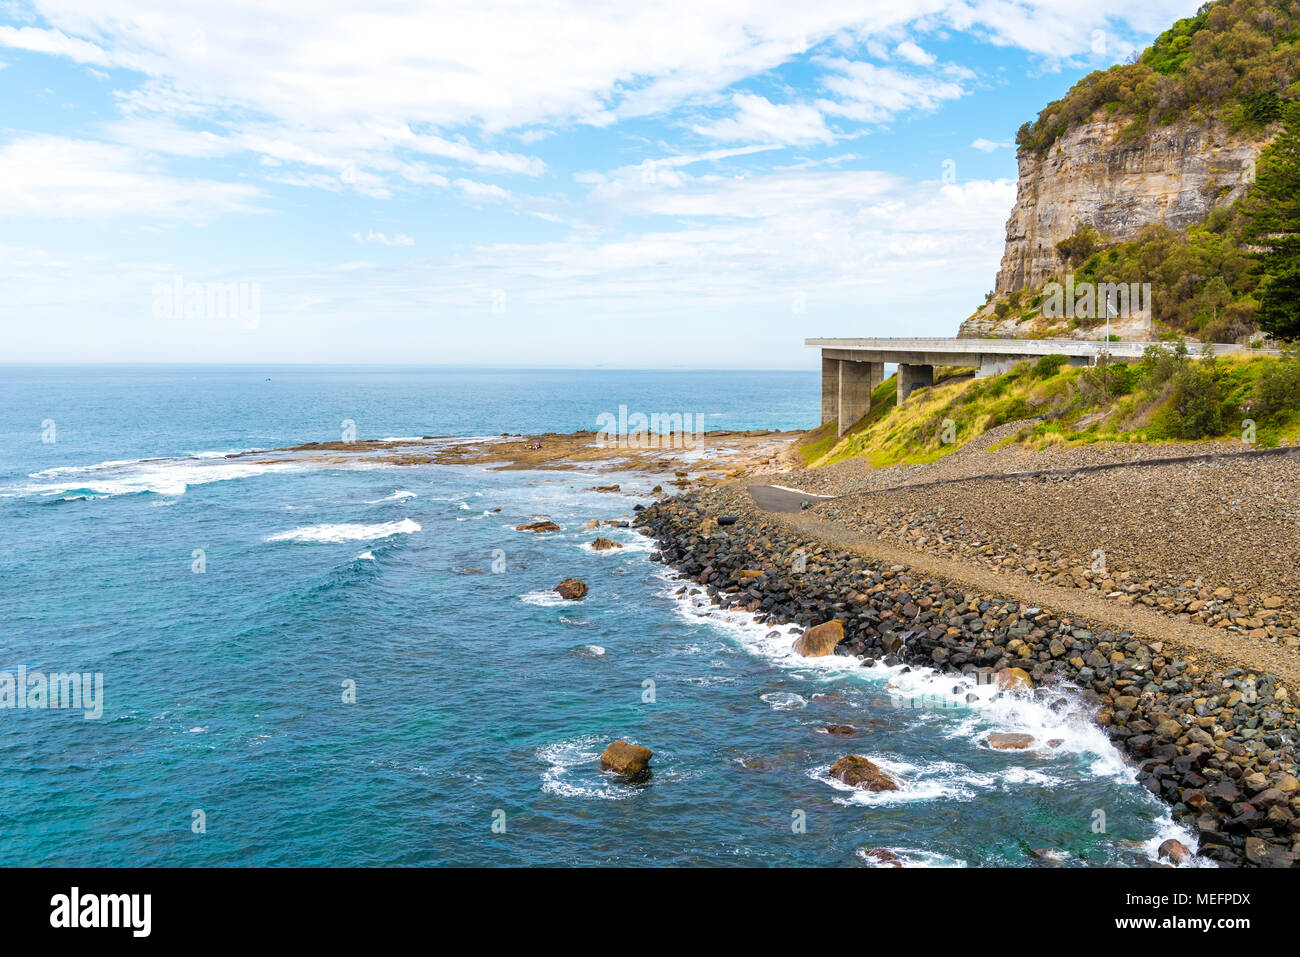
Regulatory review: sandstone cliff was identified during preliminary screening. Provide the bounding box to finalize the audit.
[959,115,1266,339]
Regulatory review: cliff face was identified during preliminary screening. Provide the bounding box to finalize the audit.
[960,115,1264,338]
[997,116,1261,294]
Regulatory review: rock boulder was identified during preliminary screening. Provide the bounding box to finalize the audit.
[792,620,844,657]
[829,755,898,792]
[600,740,652,775]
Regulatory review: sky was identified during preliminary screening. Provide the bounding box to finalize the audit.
[0,0,1204,368]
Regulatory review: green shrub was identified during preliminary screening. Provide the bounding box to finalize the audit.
[1033,354,1070,377]
[1138,339,1191,388]
[1082,360,1137,398]
[1255,356,1300,414]
[1168,362,1226,438]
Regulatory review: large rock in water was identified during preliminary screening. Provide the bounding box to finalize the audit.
[995,667,1033,692]
[1157,839,1192,865]
[590,537,622,551]
[988,733,1035,750]
[516,520,560,533]
[600,740,652,775]
[554,578,588,600]
[861,847,903,867]
[829,755,898,792]
[792,620,844,657]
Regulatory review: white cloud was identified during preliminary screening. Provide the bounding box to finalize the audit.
[818,58,967,123]
[0,1,1204,202]
[0,25,110,66]
[971,137,1013,152]
[692,93,834,145]
[894,40,936,65]
[0,135,263,220]
[351,230,414,246]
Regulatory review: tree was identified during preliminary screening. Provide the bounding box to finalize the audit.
[1242,101,1300,338]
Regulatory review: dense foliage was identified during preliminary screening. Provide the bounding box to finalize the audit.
[1241,100,1300,335]
[1056,214,1259,339]
[1016,0,1300,154]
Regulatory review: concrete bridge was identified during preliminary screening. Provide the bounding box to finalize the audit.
[808,336,1245,436]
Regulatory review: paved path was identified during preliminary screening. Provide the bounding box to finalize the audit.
[745,485,834,513]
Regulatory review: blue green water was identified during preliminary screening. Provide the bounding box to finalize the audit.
[0,366,1195,866]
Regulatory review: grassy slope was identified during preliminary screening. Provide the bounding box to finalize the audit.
[803,353,1300,469]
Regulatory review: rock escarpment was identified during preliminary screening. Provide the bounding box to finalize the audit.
[960,116,1264,339]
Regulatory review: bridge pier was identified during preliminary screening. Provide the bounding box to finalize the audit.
[820,355,838,425]
[897,363,934,404]
[976,355,1018,378]
[835,359,883,436]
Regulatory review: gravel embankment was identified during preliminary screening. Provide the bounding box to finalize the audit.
[813,451,1300,654]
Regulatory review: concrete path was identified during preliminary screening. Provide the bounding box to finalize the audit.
[745,485,835,513]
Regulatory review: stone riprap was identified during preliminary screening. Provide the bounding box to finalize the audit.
[636,484,1300,867]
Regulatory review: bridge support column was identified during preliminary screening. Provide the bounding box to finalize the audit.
[820,355,838,426]
[897,363,934,404]
[837,360,882,436]
[976,355,1018,378]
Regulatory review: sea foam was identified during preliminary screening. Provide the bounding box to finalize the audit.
[265,518,421,543]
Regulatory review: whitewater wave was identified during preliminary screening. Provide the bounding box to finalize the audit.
[656,567,1136,780]
[12,455,307,498]
[538,735,642,801]
[265,518,421,543]
[520,589,570,607]
[364,490,416,504]
[856,847,968,868]
[760,691,807,712]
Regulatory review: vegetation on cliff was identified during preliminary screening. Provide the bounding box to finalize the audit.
[804,348,1300,468]
[1243,101,1300,336]
[990,99,1300,342]
[1017,0,1299,155]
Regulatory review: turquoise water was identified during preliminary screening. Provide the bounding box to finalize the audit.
[0,366,1193,866]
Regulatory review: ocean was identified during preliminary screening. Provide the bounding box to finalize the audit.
[0,365,1194,866]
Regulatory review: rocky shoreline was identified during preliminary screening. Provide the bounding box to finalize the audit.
[634,484,1300,868]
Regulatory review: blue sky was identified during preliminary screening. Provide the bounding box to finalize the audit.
[0,0,1202,368]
